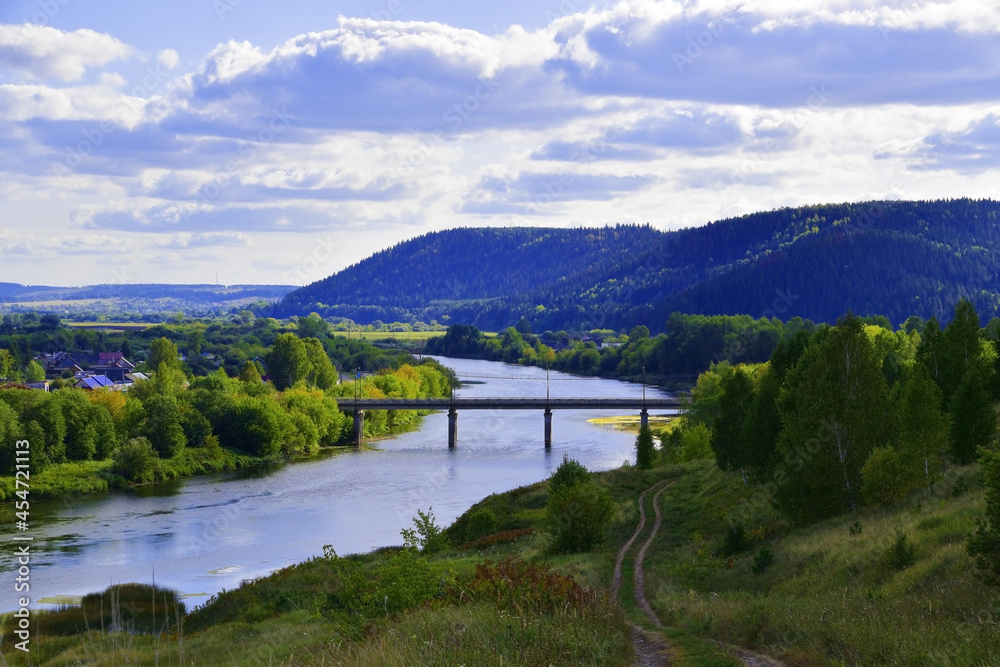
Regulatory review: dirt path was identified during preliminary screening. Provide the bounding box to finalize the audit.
[634,482,670,627]
[615,478,785,667]
[613,479,674,666]
[612,479,669,598]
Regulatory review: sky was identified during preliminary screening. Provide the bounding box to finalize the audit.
[1,0,999,288]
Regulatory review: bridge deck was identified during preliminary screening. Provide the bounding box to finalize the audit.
[344,397,681,410]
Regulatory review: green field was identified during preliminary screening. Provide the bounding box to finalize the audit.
[329,330,445,341]
[64,322,153,330]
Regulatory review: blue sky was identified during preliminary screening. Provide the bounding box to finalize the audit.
[0,0,998,287]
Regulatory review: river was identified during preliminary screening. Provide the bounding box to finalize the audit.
[6,356,675,612]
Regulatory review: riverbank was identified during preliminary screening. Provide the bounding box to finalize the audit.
[8,452,993,666]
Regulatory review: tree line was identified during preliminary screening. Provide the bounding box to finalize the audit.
[0,319,452,485]
[667,301,997,526]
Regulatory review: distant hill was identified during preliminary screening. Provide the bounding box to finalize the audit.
[1,284,295,317]
[271,198,1000,331]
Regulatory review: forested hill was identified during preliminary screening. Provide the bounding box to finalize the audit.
[269,199,1000,331]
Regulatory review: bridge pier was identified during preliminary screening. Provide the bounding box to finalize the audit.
[640,408,648,430]
[544,408,552,447]
[353,410,365,447]
[448,407,458,448]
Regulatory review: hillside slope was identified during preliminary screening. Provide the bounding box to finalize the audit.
[270,199,1000,330]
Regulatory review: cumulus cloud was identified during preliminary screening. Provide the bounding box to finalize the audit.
[0,24,133,82]
[882,112,1000,172]
[157,49,180,70]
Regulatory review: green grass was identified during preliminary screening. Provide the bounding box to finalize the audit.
[641,460,1000,666]
[330,330,445,341]
[0,447,264,501]
[4,455,995,666]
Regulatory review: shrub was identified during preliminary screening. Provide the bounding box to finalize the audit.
[548,454,590,494]
[969,447,1000,585]
[752,546,775,574]
[546,480,615,553]
[461,528,535,550]
[464,508,498,542]
[885,529,916,571]
[680,422,713,461]
[469,557,605,616]
[635,425,656,470]
[111,437,159,483]
[401,507,449,554]
[719,520,751,557]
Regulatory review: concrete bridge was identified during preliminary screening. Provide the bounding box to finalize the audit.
[345,397,682,447]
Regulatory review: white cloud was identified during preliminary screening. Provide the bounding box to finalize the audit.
[0,24,133,82]
[157,48,180,70]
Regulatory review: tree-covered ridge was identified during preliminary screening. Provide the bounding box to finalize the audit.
[270,225,663,321]
[269,199,1000,331]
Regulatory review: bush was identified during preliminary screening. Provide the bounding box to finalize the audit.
[752,546,775,574]
[719,520,751,557]
[548,455,590,494]
[111,437,159,483]
[546,480,615,553]
[464,508,498,542]
[635,425,656,470]
[680,422,713,461]
[401,507,449,554]
[885,529,916,571]
[969,447,1000,585]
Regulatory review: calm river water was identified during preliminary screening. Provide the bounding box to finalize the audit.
[6,356,674,612]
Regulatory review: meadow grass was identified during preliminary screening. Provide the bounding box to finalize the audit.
[643,461,1000,666]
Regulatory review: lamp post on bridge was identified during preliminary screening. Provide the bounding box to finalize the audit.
[640,365,649,431]
[544,365,552,448]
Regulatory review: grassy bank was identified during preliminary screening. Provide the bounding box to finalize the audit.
[2,457,995,665]
[642,460,999,666]
[0,445,268,501]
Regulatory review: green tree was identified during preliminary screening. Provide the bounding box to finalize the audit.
[0,401,24,474]
[941,299,983,402]
[897,368,951,489]
[56,390,100,461]
[303,338,338,390]
[142,395,186,458]
[238,360,262,384]
[635,425,655,470]
[227,395,289,456]
[112,437,159,483]
[24,360,45,382]
[186,330,204,357]
[949,358,997,464]
[546,481,615,553]
[548,455,590,494]
[149,337,181,372]
[266,333,312,390]
[710,367,755,471]
[297,313,329,339]
[0,349,20,381]
[968,447,1000,585]
[775,314,894,523]
[916,316,944,385]
[401,507,449,554]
